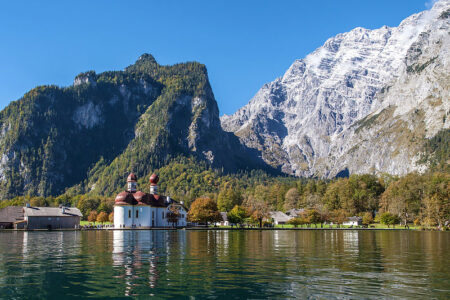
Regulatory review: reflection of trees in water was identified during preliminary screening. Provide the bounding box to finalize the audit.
[0,231,449,298]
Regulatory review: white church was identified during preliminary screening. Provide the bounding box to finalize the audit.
[114,173,187,228]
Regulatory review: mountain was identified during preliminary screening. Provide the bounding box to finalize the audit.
[0,54,270,198]
[221,0,449,178]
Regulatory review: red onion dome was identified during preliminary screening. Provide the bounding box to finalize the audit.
[114,191,137,205]
[133,191,150,205]
[149,173,159,185]
[127,173,137,182]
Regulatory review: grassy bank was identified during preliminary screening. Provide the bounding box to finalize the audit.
[80,221,112,226]
[213,223,423,230]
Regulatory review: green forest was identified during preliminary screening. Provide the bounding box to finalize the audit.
[0,53,268,199]
[0,53,448,230]
[1,155,448,229]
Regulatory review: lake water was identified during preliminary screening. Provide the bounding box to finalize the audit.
[0,230,449,299]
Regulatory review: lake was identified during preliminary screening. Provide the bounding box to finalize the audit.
[0,230,449,299]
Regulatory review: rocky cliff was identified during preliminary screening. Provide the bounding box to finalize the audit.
[221,0,449,177]
[0,54,269,198]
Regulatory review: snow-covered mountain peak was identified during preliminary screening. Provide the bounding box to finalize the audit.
[221,0,449,177]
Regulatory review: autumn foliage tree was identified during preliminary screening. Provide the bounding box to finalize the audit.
[380,173,424,226]
[187,197,221,227]
[245,195,270,228]
[108,212,114,223]
[96,211,108,224]
[284,188,300,211]
[88,210,98,223]
[362,212,374,225]
[330,209,347,228]
[306,209,321,228]
[288,217,306,228]
[422,172,449,229]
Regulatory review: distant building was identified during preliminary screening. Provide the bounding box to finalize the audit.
[215,212,229,226]
[270,211,292,225]
[285,208,305,218]
[114,173,187,228]
[0,206,24,229]
[343,216,362,226]
[23,206,82,229]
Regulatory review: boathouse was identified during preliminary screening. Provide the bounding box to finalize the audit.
[0,206,24,229]
[23,206,82,229]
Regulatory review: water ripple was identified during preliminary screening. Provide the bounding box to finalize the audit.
[0,230,449,299]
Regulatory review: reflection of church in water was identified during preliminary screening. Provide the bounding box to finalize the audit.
[114,173,187,228]
[112,230,187,296]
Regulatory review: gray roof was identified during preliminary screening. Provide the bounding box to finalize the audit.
[347,216,362,221]
[220,212,228,222]
[0,206,24,223]
[24,207,83,217]
[286,208,305,217]
[269,211,292,222]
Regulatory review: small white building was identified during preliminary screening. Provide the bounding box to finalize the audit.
[270,211,292,225]
[214,212,229,226]
[343,216,363,226]
[114,173,187,228]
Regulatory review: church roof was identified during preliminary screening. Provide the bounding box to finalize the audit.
[149,173,159,185]
[115,191,176,207]
[127,173,137,182]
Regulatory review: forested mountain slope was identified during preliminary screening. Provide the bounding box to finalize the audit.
[0,54,271,198]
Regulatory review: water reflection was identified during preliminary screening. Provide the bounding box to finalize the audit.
[112,230,162,295]
[0,230,449,299]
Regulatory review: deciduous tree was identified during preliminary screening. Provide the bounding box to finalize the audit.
[245,195,270,228]
[380,212,400,228]
[227,205,247,226]
[108,212,114,223]
[362,212,373,225]
[187,197,221,227]
[284,188,299,211]
[96,211,108,224]
[88,210,98,223]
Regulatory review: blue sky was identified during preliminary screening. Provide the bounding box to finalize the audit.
[0,0,431,115]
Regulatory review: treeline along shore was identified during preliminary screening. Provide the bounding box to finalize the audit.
[0,156,448,230]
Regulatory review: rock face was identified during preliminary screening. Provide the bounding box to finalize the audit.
[0,54,269,198]
[221,0,450,177]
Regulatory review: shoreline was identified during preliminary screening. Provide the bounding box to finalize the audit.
[0,227,445,232]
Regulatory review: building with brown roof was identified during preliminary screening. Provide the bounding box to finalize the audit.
[114,173,187,228]
[0,206,24,229]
